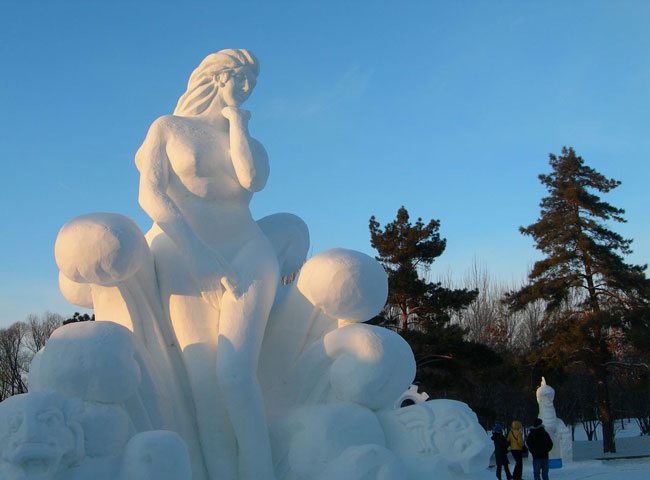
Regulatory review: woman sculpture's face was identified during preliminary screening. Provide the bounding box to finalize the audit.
[217,67,256,107]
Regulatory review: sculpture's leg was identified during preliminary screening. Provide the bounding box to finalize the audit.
[181,338,238,480]
[151,233,236,480]
[217,240,279,480]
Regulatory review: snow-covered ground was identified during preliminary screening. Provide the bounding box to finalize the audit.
[524,457,650,480]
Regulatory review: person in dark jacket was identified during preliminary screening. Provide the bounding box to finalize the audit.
[526,418,553,480]
[491,424,512,480]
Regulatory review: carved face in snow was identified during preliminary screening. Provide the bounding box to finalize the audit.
[428,400,492,472]
[0,391,83,478]
[217,67,256,107]
[382,400,491,475]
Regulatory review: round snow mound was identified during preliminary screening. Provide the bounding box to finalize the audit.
[55,213,148,286]
[297,248,387,322]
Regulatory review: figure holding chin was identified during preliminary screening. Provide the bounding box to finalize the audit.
[136,49,279,480]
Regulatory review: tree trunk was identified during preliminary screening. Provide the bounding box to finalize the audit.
[401,310,408,335]
[596,365,616,453]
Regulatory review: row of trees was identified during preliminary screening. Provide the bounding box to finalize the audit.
[369,147,650,453]
[0,311,94,401]
[0,312,62,400]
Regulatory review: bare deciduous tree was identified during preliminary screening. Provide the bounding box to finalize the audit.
[0,312,63,401]
[26,311,63,354]
[0,322,29,399]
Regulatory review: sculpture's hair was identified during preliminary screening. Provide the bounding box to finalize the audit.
[174,49,259,117]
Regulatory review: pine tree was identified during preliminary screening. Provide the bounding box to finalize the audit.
[369,207,482,394]
[507,147,650,453]
[369,206,476,334]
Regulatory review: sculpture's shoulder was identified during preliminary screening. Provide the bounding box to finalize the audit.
[146,114,188,138]
[136,115,191,170]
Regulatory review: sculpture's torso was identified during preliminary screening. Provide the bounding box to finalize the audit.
[157,115,261,255]
[165,116,248,202]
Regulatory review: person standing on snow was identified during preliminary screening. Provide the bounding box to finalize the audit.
[491,424,513,480]
[526,418,553,480]
[507,420,525,480]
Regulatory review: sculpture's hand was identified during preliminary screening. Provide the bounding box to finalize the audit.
[221,106,251,124]
[220,276,242,299]
[190,247,242,307]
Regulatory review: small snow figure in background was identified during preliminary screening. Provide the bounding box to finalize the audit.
[491,424,512,480]
[526,418,553,480]
[535,377,572,466]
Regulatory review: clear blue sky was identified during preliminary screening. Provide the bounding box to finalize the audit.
[1,1,648,326]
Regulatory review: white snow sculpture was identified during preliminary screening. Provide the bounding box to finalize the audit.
[378,400,493,479]
[53,213,209,477]
[11,322,193,480]
[0,391,84,479]
[136,48,279,480]
[119,431,192,480]
[0,48,493,480]
[536,377,573,465]
[259,248,414,417]
[270,400,492,480]
[270,403,405,480]
[29,321,171,433]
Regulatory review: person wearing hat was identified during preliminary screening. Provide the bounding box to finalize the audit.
[526,418,553,480]
[491,424,512,480]
[507,420,525,480]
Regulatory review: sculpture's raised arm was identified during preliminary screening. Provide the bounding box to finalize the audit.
[221,106,269,192]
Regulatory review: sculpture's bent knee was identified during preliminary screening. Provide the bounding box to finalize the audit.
[257,213,310,278]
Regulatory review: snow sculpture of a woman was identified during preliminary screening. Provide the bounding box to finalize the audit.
[27,48,497,480]
[536,377,573,465]
[135,49,279,480]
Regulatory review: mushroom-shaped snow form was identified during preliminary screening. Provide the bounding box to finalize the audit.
[58,271,94,308]
[296,248,387,322]
[55,213,148,287]
[257,213,310,277]
[33,321,142,404]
